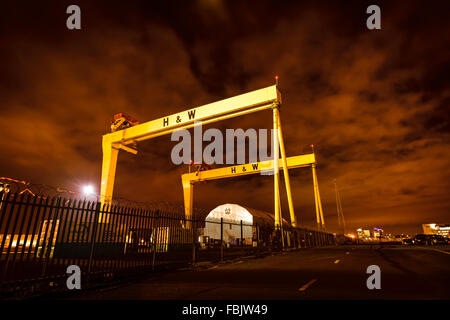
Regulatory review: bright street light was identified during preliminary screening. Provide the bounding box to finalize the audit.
[82,185,95,196]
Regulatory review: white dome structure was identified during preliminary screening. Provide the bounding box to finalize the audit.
[203,203,289,245]
[204,204,253,244]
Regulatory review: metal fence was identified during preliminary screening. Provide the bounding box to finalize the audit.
[0,191,335,297]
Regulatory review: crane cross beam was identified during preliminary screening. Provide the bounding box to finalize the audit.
[103,85,280,146]
[182,153,316,184]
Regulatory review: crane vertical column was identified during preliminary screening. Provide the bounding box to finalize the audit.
[182,180,194,229]
[273,106,281,229]
[312,164,322,230]
[317,179,325,230]
[100,138,119,222]
[312,163,325,231]
[276,111,297,227]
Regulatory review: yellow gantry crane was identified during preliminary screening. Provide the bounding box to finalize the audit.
[99,84,297,228]
[181,153,326,231]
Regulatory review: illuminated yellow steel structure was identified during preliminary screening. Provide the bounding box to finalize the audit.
[99,85,297,227]
[181,153,326,230]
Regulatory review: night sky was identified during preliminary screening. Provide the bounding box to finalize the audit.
[0,0,449,234]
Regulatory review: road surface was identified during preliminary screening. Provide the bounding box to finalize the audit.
[68,245,450,300]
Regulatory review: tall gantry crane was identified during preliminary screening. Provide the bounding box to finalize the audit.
[181,152,326,230]
[99,84,297,228]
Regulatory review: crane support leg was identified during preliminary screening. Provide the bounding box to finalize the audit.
[312,164,325,231]
[100,141,119,206]
[183,180,194,229]
[318,185,325,230]
[100,140,119,221]
[273,107,281,229]
[276,110,297,227]
[313,166,321,231]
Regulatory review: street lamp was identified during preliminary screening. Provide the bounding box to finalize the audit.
[82,185,95,198]
[0,183,10,214]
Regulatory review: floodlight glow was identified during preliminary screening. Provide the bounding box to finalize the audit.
[82,185,95,196]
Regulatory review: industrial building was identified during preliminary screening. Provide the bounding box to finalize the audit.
[422,224,450,237]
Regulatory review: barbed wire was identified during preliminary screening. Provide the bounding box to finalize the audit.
[0,176,211,218]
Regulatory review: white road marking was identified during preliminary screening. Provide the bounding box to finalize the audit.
[299,279,317,291]
[432,249,450,255]
[345,251,350,255]
[334,259,340,264]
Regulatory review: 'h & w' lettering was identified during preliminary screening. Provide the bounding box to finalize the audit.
[188,110,196,120]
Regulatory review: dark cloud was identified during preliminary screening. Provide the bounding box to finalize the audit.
[0,0,449,234]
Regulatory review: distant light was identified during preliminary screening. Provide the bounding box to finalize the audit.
[82,185,95,196]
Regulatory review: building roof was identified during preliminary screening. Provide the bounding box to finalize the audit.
[206,203,290,227]
[241,206,290,226]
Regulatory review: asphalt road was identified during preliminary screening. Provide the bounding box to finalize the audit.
[69,245,450,300]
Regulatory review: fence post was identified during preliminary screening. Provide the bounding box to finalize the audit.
[192,218,196,265]
[152,211,159,271]
[220,218,223,262]
[240,220,243,247]
[41,197,62,280]
[255,222,259,245]
[1,193,24,284]
[87,202,101,283]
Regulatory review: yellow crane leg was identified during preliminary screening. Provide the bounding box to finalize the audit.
[276,110,297,227]
[312,164,321,230]
[312,164,326,231]
[317,182,326,231]
[273,107,281,229]
[99,139,119,222]
[182,180,194,229]
[182,153,315,183]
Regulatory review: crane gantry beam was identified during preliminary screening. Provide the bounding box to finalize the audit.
[104,86,282,147]
[181,153,326,230]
